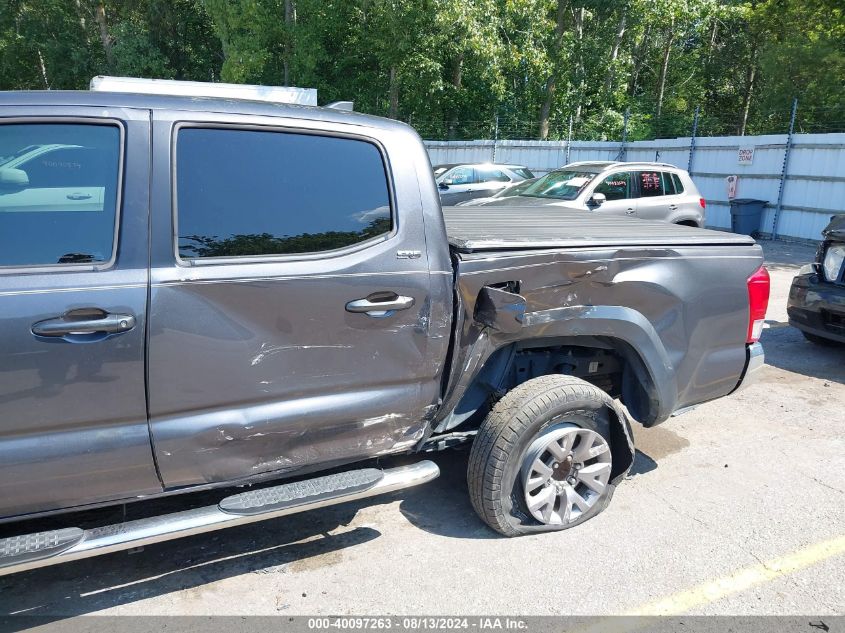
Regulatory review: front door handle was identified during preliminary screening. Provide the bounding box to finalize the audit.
[32,309,136,338]
[346,293,415,317]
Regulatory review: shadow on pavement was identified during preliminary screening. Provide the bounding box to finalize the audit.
[628,450,658,477]
[760,322,845,383]
[399,449,496,540]
[400,440,665,539]
[0,434,677,615]
[0,503,379,618]
[759,239,817,271]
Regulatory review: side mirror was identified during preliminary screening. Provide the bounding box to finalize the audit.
[589,192,606,206]
[438,182,449,190]
[0,168,29,192]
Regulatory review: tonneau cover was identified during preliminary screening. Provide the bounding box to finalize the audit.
[444,206,756,252]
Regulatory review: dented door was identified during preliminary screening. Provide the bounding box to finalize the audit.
[147,111,443,488]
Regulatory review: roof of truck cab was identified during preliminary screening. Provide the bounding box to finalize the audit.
[0,90,410,132]
[443,206,756,252]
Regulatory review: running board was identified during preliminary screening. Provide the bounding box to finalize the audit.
[0,460,439,577]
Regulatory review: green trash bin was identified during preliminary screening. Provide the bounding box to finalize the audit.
[730,198,766,236]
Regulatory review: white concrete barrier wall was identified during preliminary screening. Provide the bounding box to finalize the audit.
[425,133,845,241]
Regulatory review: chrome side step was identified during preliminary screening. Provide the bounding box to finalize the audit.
[0,460,439,577]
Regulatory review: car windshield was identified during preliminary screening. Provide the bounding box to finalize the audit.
[519,170,598,201]
[494,178,537,198]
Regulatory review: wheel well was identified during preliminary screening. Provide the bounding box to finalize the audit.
[675,219,699,227]
[442,337,659,432]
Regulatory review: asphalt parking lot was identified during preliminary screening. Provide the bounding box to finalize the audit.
[1,240,843,619]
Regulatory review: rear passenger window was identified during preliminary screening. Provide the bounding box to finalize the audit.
[176,128,392,259]
[638,171,664,197]
[671,173,685,194]
[0,123,121,268]
[479,168,510,183]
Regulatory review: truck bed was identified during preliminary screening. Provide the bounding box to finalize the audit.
[444,206,755,252]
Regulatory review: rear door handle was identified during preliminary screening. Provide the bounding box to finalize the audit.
[625,209,635,215]
[346,293,415,317]
[32,309,136,338]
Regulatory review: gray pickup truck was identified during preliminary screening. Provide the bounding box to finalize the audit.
[0,89,769,576]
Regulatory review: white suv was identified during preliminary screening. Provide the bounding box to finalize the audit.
[474,161,706,227]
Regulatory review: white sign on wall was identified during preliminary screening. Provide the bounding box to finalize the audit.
[726,175,738,199]
[738,146,755,165]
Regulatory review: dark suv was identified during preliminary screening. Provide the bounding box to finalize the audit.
[788,215,845,345]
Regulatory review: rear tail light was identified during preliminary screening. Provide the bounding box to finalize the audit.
[699,197,706,209]
[746,266,770,343]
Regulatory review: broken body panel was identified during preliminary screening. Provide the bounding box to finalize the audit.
[0,90,762,524]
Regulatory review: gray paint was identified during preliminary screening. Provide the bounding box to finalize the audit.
[443,206,754,251]
[436,241,762,430]
[0,91,761,522]
[0,105,161,517]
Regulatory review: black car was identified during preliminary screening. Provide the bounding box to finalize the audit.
[788,215,845,345]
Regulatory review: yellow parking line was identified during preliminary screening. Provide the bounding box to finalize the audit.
[571,535,845,633]
[625,534,845,616]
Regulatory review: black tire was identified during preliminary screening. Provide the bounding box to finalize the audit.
[802,331,844,347]
[467,375,618,537]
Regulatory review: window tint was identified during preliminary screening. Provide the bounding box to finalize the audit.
[0,123,120,267]
[479,167,510,183]
[594,172,632,201]
[662,172,676,195]
[441,166,475,185]
[176,128,392,259]
[638,171,664,197]
[671,172,685,194]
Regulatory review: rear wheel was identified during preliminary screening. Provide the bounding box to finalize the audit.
[802,330,844,347]
[467,375,618,537]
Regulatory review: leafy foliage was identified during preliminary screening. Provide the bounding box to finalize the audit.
[1,0,842,139]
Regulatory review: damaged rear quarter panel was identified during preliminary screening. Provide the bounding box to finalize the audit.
[439,243,763,428]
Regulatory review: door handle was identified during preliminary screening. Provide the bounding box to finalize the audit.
[66,193,92,200]
[32,309,136,338]
[669,204,678,210]
[625,209,635,215]
[346,293,415,317]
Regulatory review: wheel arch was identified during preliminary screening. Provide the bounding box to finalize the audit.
[436,305,678,433]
